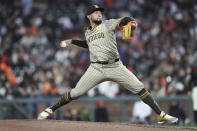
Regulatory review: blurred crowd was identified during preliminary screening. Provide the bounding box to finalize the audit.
[0,0,197,99]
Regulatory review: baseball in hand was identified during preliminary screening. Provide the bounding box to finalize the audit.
[61,41,67,47]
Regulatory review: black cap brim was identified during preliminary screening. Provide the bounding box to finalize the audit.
[86,7,104,16]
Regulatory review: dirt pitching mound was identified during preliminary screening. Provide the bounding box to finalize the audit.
[0,120,194,131]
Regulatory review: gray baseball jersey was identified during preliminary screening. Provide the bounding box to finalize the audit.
[85,18,122,62]
[70,18,144,99]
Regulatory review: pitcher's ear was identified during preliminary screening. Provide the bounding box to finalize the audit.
[87,15,91,20]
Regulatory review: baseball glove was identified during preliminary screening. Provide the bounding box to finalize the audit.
[122,21,137,40]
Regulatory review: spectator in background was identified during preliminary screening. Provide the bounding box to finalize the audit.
[97,81,119,98]
[95,101,109,122]
[79,107,90,121]
[131,100,152,124]
[168,77,185,96]
[169,101,186,126]
[70,109,80,121]
[189,65,197,125]
[87,81,119,98]
[64,109,72,120]
[21,0,33,16]
[87,86,102,97]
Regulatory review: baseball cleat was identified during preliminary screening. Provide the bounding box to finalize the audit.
[158,111,178,124]
[37,107,53,120]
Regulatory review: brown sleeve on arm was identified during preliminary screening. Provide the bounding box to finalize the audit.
[72,40,88,48]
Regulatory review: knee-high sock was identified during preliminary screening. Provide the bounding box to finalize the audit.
[51,91,73,112]
[137,88,162,115]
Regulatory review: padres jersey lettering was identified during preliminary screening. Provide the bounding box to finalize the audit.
[88,32,105,43]
[85,18,122,62]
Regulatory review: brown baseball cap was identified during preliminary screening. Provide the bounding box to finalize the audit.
[86,5,104,16]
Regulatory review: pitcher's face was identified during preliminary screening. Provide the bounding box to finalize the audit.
[87,10,102,25]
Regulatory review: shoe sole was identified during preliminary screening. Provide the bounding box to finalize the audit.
[37,108,53,120]
[158,118,178,124]
[37,115,47,120]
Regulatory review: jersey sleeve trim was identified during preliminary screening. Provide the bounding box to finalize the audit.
[72,40,88,48]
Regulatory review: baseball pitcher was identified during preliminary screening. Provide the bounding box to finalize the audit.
[38,5,178,124]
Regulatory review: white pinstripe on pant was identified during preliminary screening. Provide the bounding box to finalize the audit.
[70,61,144,98]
